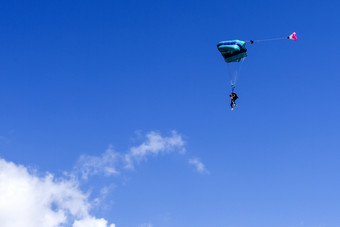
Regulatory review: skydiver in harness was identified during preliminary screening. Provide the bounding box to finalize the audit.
[229,84,238,111]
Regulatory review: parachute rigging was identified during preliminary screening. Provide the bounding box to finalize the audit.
[217,32,297,63]
[249,32,298,44]
[217,32,297,109]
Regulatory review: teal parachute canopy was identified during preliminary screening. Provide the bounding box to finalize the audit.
[217,40,247,63]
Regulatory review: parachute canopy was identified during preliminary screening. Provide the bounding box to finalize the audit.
[288,32,297,41]
[217,40,247,63]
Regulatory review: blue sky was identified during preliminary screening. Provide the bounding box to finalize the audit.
[1,0,340,226]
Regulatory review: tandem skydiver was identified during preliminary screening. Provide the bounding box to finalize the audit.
[229,84,238,111]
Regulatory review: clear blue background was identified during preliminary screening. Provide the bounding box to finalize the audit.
[1,0,340,226]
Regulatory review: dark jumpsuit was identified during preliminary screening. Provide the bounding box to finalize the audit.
[230,92,238,108]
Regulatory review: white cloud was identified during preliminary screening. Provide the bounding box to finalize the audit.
[75,145,120,180]
[74,131,208,177]
[189,158,209,174]
[138,223,153,227]
[73,217,115,227]
[0,159,115,227]
[124,131,185,169]
[92,185,115,208]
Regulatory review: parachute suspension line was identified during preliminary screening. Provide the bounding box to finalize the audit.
[226,57,245,91]
[231,83,235,92]
[232,57,245,84]
[226,64,238,86]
